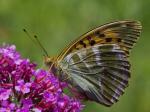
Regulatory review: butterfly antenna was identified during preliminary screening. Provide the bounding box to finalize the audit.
[34,35,49,57]
[23,29,37,45]
[23,29,49,57]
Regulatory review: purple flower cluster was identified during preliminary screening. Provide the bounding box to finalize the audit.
[0,45,83,112]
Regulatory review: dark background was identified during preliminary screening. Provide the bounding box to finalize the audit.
[0,0,149,112]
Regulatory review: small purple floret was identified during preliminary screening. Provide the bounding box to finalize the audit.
[0,44,84,111]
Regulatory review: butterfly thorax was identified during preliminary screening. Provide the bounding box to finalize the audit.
[44,56,68,79]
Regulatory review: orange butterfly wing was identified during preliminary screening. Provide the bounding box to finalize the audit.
[57,20,142,61]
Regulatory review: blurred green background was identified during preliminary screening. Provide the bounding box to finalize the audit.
[0,0,149,112]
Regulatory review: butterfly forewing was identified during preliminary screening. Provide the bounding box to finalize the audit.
[57,20,141,61]
[58,44,130,106]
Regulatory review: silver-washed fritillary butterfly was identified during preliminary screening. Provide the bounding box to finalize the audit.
[44,20,142,106]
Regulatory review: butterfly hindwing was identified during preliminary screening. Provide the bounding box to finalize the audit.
[58,44,130,106]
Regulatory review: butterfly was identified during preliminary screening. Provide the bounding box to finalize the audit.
[44,20,142,107]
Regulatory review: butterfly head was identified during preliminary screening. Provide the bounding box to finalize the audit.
[44,56,55,67]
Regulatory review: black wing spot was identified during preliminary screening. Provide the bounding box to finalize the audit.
[87,36,92,40]
[95,31,105,38]
[99,33,105,37]
[117,38,122,42]
[76,48,79,50]
[90,40,96,46]
[79,40,86,48]
[95,31,100,35]
[105,38,112,42]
